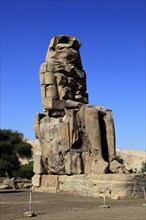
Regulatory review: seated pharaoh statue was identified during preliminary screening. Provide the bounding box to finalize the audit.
[34,35,116,175]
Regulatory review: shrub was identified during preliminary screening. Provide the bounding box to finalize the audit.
[141,162,146,173]
[113,155,124,164]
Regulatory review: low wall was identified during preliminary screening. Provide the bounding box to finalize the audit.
[32,174,146,199]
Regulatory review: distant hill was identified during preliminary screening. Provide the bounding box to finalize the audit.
[19,139,41,164]
[26,139,41,154]
[117,150,146,172]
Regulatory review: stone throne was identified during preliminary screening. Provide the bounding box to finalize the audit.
[34,35,116,175]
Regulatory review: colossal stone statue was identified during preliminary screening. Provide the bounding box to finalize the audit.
[34,35,116,175]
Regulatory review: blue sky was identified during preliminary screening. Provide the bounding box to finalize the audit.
[1,0,145,150]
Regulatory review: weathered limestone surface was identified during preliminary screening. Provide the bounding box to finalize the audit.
[32,174,41,187]
[34,35,118,175]
[33,174,146,199]
[39,35,88,111]
[33,153,43,174]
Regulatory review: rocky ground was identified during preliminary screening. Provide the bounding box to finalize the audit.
[2,141,145,219]
[0,189,146,220]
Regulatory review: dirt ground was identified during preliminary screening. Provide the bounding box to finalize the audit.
[0,189,146,220]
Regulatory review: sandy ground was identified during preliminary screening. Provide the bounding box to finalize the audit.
[0,189,146,220]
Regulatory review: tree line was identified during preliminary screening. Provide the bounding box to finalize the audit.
[0,129,33,178]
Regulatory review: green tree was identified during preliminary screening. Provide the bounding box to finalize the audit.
[0,129,32,178]
[17,161,34,179]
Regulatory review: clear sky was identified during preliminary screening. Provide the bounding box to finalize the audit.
[1,0,145,150]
